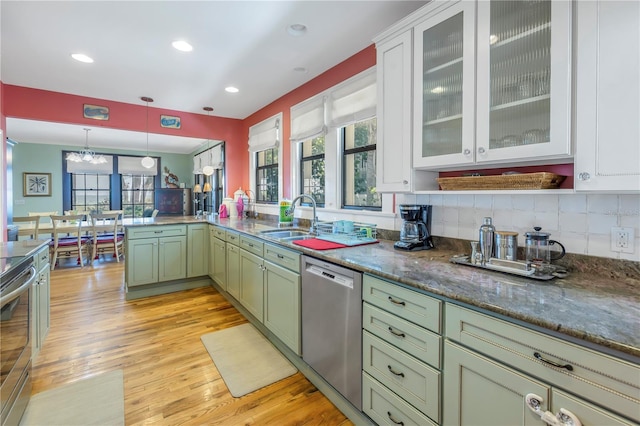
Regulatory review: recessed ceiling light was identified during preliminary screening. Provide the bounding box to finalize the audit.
[287,23,307,37]
[293,67,308,73]
[71,53,94,63]
[172,40,193,52]
[225,86,239,93]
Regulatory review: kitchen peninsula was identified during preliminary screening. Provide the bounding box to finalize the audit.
[124,215,639,425]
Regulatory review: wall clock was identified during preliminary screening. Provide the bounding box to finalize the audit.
[23,172,51,196]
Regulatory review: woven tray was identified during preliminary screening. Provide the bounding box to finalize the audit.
[437,172,565,190]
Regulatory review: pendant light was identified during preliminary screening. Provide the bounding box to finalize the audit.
[66,128,107,164]
[202,106,215,177]
[140,96,155,169]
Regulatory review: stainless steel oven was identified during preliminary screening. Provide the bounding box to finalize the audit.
[0,256,36,426]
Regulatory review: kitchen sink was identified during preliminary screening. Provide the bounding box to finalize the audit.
[259,228,312,240]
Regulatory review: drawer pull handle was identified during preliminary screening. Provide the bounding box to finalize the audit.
[386,412,404,425]
[534,352,573,371]
[277,254,284,259]
[388,296,406,306]
[387,365,405,378]
[388,327,406,338]
[154,231,163,234]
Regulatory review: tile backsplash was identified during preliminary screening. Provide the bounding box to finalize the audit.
[397,193,640,261]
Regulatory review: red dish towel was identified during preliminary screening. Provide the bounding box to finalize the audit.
[293,238,347,250]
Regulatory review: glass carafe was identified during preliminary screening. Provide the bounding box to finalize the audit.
[525,227,566,272]
[400,221,427,242]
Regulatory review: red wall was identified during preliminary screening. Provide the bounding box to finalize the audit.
[1,45,376,202]
[2,85,245,192]
[241,45,376,198]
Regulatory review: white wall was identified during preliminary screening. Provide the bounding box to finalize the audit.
[397,193,640,261]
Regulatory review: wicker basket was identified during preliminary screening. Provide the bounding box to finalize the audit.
[437,172,565,190]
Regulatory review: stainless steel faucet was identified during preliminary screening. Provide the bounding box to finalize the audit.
[289,194,318,234]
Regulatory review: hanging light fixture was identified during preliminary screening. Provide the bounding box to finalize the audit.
[140,96,155,169]
[202,106,215,177]
[66,128,107,164]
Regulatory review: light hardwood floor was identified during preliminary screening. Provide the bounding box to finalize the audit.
[32,258,353,425]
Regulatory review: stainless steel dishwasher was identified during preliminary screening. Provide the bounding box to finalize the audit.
[301,255,362,410]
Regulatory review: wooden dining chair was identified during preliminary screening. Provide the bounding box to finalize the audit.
[29,211,58,225]
[49,214,91,270]
[90,213,124,262]
[12,215,41,239]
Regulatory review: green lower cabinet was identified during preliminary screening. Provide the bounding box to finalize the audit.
[550,389,637,426]
[239,249,264,321]
[127,238,159,286]
[212,237,227,290]
[187,224,209,278]
[126,235,186,286]
[226,243,240,299]
[32,246,50,359]
[264,260,300,355]
[158,236,187,282]
[443,340,550,426]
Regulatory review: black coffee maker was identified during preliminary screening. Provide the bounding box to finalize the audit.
[394,205,434,251]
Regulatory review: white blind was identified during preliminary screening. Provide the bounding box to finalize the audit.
[118,156,158,175]
[193,153,203,174]
[290,96,326,142]
[66,155,113,174]
[248,113,281,153]
[210,144,223,169]
[327,68,377,127]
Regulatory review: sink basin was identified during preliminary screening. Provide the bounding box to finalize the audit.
[259,228,311,240]
[281,235,316,242]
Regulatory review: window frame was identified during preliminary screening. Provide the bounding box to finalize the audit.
[255,146,279,204]
[298,135,326,207]
[70,173,112,213]
[340,118,380,211]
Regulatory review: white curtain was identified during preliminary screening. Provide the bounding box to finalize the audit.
[248,113,281,153]
[210,144,223,169]
[66,155,113,174]
[327,67,377,128]
[118,156,158,175]
[193,154,203,174]
[290,96,326,142]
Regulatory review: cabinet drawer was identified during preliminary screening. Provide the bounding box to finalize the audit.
[446,304,640,421]
[264,243,300,273]
[225,230,240,245]
[210,225,225,240]
[363,274,441,333]
[127,225,186,240]
[363,331,440,422]
[35,247,49,270]
[363,303,441,369]
[239,235,263,257]
[363,372,437,426]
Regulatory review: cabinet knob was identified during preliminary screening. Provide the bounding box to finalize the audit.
[403,180,409,185]
[463,149,471,156]
[477,147,486,155]
[578,172,591,181]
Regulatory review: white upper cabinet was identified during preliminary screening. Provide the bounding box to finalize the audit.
[412,0,572,170]
[574,0,640,192]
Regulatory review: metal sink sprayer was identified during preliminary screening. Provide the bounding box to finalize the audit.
[289,194,319,235]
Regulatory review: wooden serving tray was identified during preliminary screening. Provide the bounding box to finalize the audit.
[437,172,565,190]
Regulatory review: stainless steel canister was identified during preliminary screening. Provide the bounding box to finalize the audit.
[494,231,518,261]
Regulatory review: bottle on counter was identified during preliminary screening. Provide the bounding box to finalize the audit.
[479,217,495,265]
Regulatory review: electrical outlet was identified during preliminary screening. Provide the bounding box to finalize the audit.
[611,227,635,253]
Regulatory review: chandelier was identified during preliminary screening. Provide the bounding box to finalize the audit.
[66,128,107,164]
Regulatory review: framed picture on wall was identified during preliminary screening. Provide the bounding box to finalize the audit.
[23,172,52,196]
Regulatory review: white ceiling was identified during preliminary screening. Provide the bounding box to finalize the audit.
[1,0,427,154]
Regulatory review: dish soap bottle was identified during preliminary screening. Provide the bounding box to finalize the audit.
[479,217,495,265]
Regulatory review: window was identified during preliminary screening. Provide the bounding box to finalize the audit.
[342,117,380,210]
[121,174,155,218]
[299,136,325,206]
[71,173,111,213]
[256,147,279,203]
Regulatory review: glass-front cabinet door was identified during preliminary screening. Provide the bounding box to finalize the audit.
[413,1,476,169]
[413,0,571,170]
[476,0,571,164]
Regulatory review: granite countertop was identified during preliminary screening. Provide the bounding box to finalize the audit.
[0,239,50,258]
[128,216,640,359]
